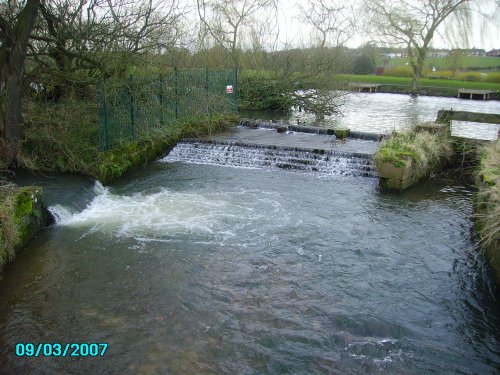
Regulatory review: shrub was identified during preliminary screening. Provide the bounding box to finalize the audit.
[21,99,99,175]
[457,71,485,82]
[382,66,413,77]
[427,70,455,80]
[238,72,294,112]
[484,72,500,84]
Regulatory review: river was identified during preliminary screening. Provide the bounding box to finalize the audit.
[241,92,500,134]
[0,93,499,374]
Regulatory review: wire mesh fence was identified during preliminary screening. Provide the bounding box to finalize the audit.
[98,68,238,150]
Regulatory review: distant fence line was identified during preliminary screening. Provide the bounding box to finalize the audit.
[98,68,238,151]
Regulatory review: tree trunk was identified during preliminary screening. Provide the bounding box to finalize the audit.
[0,0,40,167]
[411,70,421,91]
[411,46,428,93]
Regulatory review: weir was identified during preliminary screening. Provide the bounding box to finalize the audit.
[163,122,380,177]
[3,95,500,375]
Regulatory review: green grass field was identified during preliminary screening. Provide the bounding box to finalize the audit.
[375,56,500,70]
[343,74,500,91]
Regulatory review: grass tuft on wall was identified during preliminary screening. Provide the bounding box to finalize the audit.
[373,128,453,180]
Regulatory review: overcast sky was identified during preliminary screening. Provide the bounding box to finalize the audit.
[273,0,499,50]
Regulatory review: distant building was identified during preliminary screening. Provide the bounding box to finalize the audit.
[428,49,449,58]
[451,48,486,56]
[486,49,500,57]
[381,52,403,59]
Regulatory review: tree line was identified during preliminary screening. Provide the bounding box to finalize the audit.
[1,0,497,167]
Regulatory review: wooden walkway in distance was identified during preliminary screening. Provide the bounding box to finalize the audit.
[348,83,382,93]
[458,88,495,100]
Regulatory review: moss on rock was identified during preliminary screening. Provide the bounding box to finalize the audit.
[0,186,50,277]
[96,114,237,184]
[334,129,350,140]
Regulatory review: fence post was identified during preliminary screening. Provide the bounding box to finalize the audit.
[129,75,135,137]
[159,74,164,126]
[174,68,179,119]
[97,80,109,150]
[205,67,209,93]
[233,67,238,113]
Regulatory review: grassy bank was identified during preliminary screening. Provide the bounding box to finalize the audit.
[475,140,500,284]
[21,99,237,183]
[0,184,49,276]
[375,56,500,70]
[343,74,500,97]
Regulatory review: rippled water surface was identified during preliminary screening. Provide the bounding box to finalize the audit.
[1,161,499,374]
[241,92,500,134]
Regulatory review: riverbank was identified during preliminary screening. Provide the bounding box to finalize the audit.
[475,140,500,284]
[21,99,238,184]
[343,74,500,99]
[96,115,238,183]
[0,185,50,277]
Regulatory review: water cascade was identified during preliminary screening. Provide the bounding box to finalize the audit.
[162,140,377,177]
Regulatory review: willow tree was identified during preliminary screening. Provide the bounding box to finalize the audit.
[0,0,41,167]
[364,0,471,91]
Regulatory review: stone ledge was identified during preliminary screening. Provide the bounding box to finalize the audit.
[378,160,419,191]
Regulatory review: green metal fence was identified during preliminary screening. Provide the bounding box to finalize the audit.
[98,68,238,150]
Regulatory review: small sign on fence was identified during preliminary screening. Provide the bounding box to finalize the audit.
[98,68,238,151]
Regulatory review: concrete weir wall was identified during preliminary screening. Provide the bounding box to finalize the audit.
[436,110,500,125]
[239,119,384,141]
[474,141,500,285]
[0,186,51,276]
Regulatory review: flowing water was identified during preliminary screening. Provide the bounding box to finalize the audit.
[165,140,377,177]
[0,93,499,374]
[1,165,499,374]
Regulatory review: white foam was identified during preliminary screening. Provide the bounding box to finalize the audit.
[47,184,279,241]
[48,204,74,222]
[93,180,108,195]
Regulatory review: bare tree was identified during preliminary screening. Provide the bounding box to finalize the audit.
[290,0,356,120]
[30,0,186,99]
[0,0,186,167]
[196,0,278,67]
[0,0,41,167]
[363,0,472,91]
[297,0,355,48]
